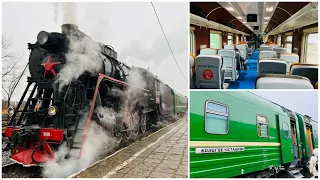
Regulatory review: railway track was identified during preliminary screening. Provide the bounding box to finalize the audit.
[2,163,42,178]
[2,117,181,178]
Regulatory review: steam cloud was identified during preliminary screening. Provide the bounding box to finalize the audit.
[42,117,115,178]
[62,2,77,25]
[56,35,103,90]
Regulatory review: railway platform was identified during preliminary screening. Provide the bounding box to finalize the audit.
[71,117,188,178]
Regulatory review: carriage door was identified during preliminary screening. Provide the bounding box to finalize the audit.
[278,114,294,164]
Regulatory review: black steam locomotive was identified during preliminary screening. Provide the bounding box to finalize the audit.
[3,24,187,166]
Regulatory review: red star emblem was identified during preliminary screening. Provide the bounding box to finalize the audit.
[41,56,60,77]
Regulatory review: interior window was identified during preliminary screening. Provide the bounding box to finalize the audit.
[277,35,281,46]
[228,35,233,45]
[285,35,293,53]
[257,115,268,137]
[210,33,220,49]
[306,33,318,64]
[236,36,239,44]
[205,101,228,134]
[190,30,195,55]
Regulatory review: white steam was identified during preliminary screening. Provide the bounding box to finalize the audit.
[96,106,116,127]
[62,2,77,25]
[43,120,115,178]
[56,35,103,90]
[51,2,60,26]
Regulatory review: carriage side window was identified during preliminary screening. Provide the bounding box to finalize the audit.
[227,35,233,45]
[277,35,281,46]
[306,33,318,64]
[156,80,160,91]
[236,35,239,44]
[257,115,268,137]
[190,30,195,55]
[205,101,228,134]
[210,33,221,49]
[285,35,293,53]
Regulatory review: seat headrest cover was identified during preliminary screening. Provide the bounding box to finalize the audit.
[290,63,318,70]
[259,51,277,59]
[200,48,218,55]
[259,59,287,65]
[197,54,223,61]
[224,45,235,50]
[218,49,236,56]
[256,74,314,89]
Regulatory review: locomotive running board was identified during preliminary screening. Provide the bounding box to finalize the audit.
[78,73,149,159]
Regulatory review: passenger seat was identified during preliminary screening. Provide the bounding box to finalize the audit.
[218,49,238,81]
[259,50,277,59]
[195,55,229,89]
[255,74,314,89]
[236,44,249,61]
[290,63,318,87]
[258,59,287,75]
[200,48,218,55]
[260,46,273,51]
[274,47,287,57]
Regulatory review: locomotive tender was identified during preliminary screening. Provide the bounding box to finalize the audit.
[190,91,318,178]
[3,24,187,166]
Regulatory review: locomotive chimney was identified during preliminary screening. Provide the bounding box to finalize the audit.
[61,23,87,38]
[61,23,78,35]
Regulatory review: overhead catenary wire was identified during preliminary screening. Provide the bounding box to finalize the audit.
[150,2,187,80]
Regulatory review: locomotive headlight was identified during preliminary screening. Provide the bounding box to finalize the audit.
[7,106,14,117]
[37,31,49,45]
[48,106,57,116]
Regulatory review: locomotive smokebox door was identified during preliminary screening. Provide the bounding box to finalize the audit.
[278,114,294,164]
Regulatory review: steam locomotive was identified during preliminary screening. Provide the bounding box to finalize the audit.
[3,24,187,166]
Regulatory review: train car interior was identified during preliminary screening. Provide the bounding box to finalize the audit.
[190,2,318,89]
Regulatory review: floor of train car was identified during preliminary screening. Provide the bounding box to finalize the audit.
[228,50,259,89]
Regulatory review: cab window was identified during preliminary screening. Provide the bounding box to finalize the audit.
[205,101,228,134]
[257,115,268,137]
[306,33,318,64]
[210,33,220,49]
[285,35,293,53]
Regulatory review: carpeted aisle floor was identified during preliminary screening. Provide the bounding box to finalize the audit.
[228,50,259,89]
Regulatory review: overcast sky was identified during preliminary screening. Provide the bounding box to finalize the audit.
[2,2,188,101]
[251,91,318,121]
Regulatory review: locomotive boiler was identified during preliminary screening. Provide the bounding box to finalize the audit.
[3,24,187,166]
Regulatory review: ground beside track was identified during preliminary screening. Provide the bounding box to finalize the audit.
[73,117,188,178]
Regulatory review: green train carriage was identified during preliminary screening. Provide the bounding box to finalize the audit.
[190,91,318,178]
[173,90,188,117]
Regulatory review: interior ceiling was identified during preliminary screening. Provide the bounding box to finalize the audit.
[190,2,311,35]
[266,2,309,33]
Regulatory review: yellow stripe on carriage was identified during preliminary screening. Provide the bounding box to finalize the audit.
[190,141,281,147]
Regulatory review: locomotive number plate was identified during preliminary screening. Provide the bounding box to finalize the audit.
[195,147,245,154]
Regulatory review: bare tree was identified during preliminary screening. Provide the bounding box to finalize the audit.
[2,33,24,107]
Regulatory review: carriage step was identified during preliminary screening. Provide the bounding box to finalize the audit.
[72,142,82,148]
[287,169,304,178]
[69,148,81,158]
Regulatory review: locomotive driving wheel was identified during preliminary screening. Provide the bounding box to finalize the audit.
[113,121,123,144]
[132,112,139,137]
[140,113,147,133]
